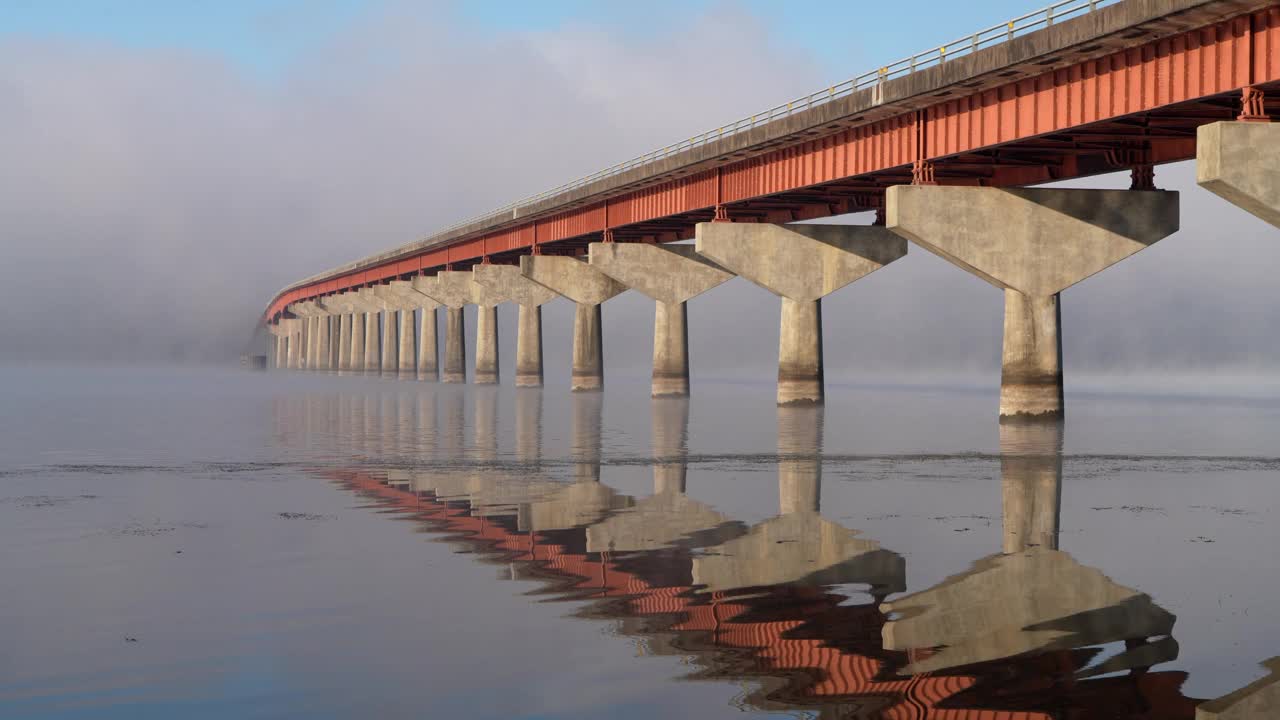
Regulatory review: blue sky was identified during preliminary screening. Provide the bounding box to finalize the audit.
[2,0,1059,80]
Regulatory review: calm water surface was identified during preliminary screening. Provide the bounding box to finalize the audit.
[2,366,1278,718]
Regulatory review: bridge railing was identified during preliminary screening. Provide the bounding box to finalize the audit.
[431,0,1119,240]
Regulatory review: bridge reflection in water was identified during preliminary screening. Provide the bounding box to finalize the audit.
[274,390,1277,719]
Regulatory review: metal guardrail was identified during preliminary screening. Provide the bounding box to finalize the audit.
[422,0,1119,239]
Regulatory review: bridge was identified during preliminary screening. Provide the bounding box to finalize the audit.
[262,0,1280,420]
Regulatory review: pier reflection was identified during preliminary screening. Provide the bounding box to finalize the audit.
[271,389,1275,719]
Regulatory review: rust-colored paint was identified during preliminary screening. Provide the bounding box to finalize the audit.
[265,7,1280,322]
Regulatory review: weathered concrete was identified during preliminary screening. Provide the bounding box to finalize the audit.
[397,310,415,376]
[475,264,558,387]
[474,304,499,384]
[289,302,322,370]
[274,331,288,370]
[374,281,428,377]
[337,313,353,370]
[1197,657,1280,719]
[888,186,1179,421]
[330,291,374,372]
[363,311,380,372]
[442,307,466,383]
[589,243,733,397]
[316,312,332,371]
[350,312,366,371]
[355,289,393,373]
[280,318,302,369]
[418,307,438,381]
[521,255,626,391]
[1197,121,1280,229]
[696,222,907,405]
[379,311,396,374]
[424,272,481,384]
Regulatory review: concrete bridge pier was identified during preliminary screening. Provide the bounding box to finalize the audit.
[350,311,366,372]
[355,289,393,374]
[426,271,487,384]
[1197,119,1280,229]
[474,304,499,384]
[316,312,332,371]
[379,311,396,375]
[888,186,1179,422]
[696,223,907,406]
[280,318,301,369]
[589,243,733,398]
[418,306,438,381]
[475,264,558,387]
[521,256,626,391]
[443,308,466,383]
[430,269,488,381]
[374,282,427,378]
[364,311,380,372]
[337,312,353,371]
[325,292,364,373]
[273,331,288,370]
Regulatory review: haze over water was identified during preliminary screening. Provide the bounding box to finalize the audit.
[2,365,1278,718]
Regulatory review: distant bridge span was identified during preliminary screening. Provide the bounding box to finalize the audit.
[263,0,1280,421]
[265,0,1280,321]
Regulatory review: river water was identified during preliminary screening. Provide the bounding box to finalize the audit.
[2,366,1278,718]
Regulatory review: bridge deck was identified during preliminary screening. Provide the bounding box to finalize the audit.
[266,0,1280,322]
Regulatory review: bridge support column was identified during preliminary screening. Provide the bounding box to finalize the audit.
[338,313,352,371]
[419,307,438,381]
[589,243,733,398]
[398,310,415,377]
[443,307,466,383]
[475,305,499,384]
[696,223,907,406]
[521,256,626,392]
[515,305,543,387]
[380,312,396,374]
[351,312,366,371]
[283,319,301,369]
[887,186,1178,421]
[475,264,557,388]
[1197,120,1280,228]
[316,314,332,371]
[274,332,287,370]
[363,311,379,372]
[572,303,604,392]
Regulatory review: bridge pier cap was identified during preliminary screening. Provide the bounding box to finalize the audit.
[474,264,558,388]
[695,222,907,406]
[520,255,626,392]
[587,243,733,398]
[1197,120,1280,229]
[886,186,1179,422]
